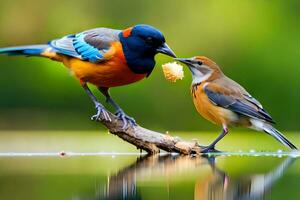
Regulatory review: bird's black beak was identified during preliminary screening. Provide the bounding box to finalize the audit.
[156,43,176,58]
[174,58,194,66]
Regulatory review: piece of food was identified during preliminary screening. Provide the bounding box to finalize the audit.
[162,62,184,82]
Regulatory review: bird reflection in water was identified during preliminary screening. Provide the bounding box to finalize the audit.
[77,155,294,200]
[194,156,294,200]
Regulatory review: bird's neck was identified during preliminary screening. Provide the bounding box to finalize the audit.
[191,72,212,85]
[125,52,155,75]
[119,34,155,76]
[191,69,223,85]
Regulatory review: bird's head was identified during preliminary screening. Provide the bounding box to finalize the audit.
[175,56,222,84]
[119,24,176,75]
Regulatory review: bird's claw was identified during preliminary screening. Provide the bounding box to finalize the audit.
[91,103,111,122]
[115,109,137,129]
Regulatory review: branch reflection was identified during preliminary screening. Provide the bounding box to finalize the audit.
[81,155,295,200]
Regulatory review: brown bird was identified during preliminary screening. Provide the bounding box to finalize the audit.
[176,56,298,152]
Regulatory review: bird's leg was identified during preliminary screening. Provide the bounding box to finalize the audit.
[202,126,228,153]
[99,87,136,129]
[82,84,111,122]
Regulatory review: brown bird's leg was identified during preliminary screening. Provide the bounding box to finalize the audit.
[202,126,228,153]
[82,84,111,122]
[99,87,136,129]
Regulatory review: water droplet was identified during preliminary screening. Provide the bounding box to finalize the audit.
[249,149,256,153]
[59,151,66,157]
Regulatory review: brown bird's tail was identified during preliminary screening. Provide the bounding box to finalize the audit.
[264,125,298,150]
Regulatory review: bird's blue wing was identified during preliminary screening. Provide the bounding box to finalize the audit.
[49,28,121,63]
[204,84,274,123]
[50,35,81,58]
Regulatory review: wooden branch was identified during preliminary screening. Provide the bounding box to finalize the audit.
[97,112,202,155]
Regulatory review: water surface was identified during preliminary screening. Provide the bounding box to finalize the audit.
[0,131,299,200]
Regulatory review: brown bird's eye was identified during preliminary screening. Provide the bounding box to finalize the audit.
[197,61,203,65]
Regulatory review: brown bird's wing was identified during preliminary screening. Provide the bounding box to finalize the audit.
[214,76,265,109]
[204,79,275,124]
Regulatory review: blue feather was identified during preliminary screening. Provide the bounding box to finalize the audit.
[72,33,103,63]
[49,35,80,58]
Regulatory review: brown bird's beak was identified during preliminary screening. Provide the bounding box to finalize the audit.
[174,58,194,66]
[156,43,177,58]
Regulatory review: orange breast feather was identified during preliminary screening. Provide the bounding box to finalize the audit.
[61,42,147,88]
[192,83,236,125]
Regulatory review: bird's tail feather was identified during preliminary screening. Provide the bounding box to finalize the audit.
[0,45,50,56]
[264,125,298,150]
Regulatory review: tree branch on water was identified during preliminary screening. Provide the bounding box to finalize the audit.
[97,112,202,155]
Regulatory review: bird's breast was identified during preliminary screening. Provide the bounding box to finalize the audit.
[61,42,147,87]
[192,83,238,125]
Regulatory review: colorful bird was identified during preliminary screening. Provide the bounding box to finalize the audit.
[176,56,298,152]
[0,24,176,129]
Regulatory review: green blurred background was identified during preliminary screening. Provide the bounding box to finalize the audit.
[0,2,299,198]
[0,0,300,131]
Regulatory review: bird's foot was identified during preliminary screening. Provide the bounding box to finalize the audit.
[91,103,111,122]
[201,146,221,154]
[115,109,137,129]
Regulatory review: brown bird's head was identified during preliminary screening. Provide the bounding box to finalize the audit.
[175,56,223,84]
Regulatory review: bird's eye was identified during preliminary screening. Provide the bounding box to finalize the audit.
[196,61,203,65]
[146,37,154,44]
